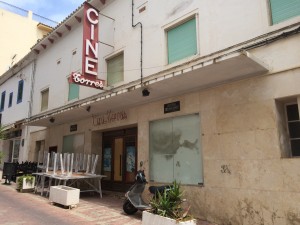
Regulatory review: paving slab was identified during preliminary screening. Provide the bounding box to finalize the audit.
[0,179,214,225]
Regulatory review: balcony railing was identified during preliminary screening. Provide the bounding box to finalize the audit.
[0,0,58,28]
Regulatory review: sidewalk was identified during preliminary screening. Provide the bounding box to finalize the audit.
[0,179,214,225]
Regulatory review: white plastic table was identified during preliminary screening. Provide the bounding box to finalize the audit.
[33,172,106,198]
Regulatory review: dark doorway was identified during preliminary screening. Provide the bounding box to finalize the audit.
[49,146,57,154]
[102,127,137,192]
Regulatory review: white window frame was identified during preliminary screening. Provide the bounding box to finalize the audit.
[106,51,124,87]
[284,97,300,157]
[40,87,49,112]
[162,10,199,67]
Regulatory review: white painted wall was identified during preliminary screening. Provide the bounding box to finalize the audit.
[1,0,299,222]
[30,0,300,116]
[0,64,32,126]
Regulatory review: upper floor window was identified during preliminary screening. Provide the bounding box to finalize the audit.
[8,92,13,108]
[269,0,300,24]
[0,91,6,112]
[17,80,24,104]
[68,80,79,101]
[41,88,49,112]
[167,17,197,64]
[107,53,124,86]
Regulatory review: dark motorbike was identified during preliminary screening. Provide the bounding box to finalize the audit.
[123,170,172,215]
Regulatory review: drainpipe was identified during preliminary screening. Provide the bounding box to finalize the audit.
[28,58,36,119]
[131,0,143,85]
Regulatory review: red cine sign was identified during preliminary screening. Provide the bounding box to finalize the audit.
[70,2,105,89]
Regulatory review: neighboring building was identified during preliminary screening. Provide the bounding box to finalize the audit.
[1,0,300,224]
[0,1,54,75]
[0,52,36,165]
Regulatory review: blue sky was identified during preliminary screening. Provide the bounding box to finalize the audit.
[0,0,84,24]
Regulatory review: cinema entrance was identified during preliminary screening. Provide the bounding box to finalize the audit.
[101,127,137,192]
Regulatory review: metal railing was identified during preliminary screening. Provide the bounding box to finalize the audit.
[0,0,58,27]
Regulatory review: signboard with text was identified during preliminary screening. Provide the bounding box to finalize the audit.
[164,101,180,114]
[69,2,105,89]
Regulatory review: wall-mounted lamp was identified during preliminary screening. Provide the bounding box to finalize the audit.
[49,117,55,123]
[142,88,150,97]
[86,105,91,112]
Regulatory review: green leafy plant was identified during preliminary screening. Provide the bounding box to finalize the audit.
[17,175,35,191]
[149,180,193,222]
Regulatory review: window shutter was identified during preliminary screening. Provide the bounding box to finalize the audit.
[9,92,13,107]
[167,18,197,64]
[68,82,79,101]
[17,80,24,103]
[41,89,49,111]
[107,54,124,86]
[0,91,6,111]
[270,0,300,24]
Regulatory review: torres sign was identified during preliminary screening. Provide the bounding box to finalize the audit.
[69,2,105,89]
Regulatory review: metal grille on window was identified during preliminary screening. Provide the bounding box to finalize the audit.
[286,104,300,156]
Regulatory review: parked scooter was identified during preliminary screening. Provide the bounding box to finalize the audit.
[123,170,172,215]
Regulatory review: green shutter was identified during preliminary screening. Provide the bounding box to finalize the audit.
[270,0,300,24]
[68,82,79,101]
[0,91,6,111]
[41,89,49,111]
[107,53,124,86]
[62,135,74,153]
[167,18,197,64]
[17,80,23,103]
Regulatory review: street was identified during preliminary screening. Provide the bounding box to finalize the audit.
[0,182,142,225]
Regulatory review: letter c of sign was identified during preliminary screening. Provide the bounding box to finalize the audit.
[87,8,99,24]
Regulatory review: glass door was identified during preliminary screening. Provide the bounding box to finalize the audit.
[9,139,20,163]
[102,128,137,191]
[113,138,123,182]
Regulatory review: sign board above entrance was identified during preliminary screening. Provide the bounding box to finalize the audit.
[164,101,180,114]
[69,2,105,89]
[93,110,127,126]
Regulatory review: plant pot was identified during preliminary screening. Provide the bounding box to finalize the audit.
[142,211,197,225]
[17,176,35,192]
[49,185,80,207]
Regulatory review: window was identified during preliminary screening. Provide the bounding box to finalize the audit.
[269,0,300,24]
[17,80,24,104]
[149,114,203,185]
[0,91,6,112]
[9,139,20,163]
[8,92,13,108]
[285,103,300,156]
[167,17,197,64]
[62,133,84,154]
[107,53,124,86]
[276,97,300,157]
[68,80,79,101]
[41,88,49,111]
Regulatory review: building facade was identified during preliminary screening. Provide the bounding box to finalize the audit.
[1,0,300,224]
[0,2,54,75]
[0,1,54,166]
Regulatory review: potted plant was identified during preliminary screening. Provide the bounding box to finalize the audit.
[17,174,35,192]
[142,181,196,225]
[49,185,80,208]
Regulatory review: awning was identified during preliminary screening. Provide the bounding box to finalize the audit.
[26,51,268,127]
